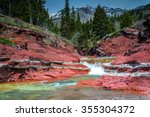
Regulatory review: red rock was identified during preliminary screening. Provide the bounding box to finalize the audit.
[77,75,150,96]
[0,22,87,82]
[83,21,150,96]
[97,34,150,57]
[112,52,150,65]
[103,82,129,90]
[24,68,88,82]
[76,79,101,88]
[97,36,137,56]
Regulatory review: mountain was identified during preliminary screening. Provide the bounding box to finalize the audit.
[103,6,126,16]
[130,3,150,20]
[134,3,150,10]
[52,5,126,23]
[51,11,62,19]
[51,5,94,21]
[75,5,95,22]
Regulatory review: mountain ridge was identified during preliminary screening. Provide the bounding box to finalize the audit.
[51,3,150,23]
[51,4,126,22]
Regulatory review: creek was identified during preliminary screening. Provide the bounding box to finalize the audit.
[0,57,149,100]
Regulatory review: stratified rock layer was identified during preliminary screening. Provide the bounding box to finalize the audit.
[0,23,88,82]
[77,75,150,95]
[78,27,150,95]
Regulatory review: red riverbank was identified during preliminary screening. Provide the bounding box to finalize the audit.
[77,30,150,96]
[0,22,89,82]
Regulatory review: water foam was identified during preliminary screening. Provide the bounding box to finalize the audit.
[81,61,105,76]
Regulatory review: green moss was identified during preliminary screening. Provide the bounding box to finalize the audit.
[0,14,66,46]
[0,37,15,46]
[0,14,40,32]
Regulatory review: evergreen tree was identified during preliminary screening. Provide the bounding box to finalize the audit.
[53,24,59,34]
[92,5,107,39]
[0,0,52,28]
[60,0,71,38]
[76,13,82,32]
[15,0,30,22]
[0,0,10,16]
[84,21,91,38]
[120,12,133,28]
[92,5,114,39]
[89,18,93,31]
[48,16,55,30]
[31,0,47,26]
[1,0,30,22]
[105,17,115,34]
[60,10,66,37]
[70,6,76,33]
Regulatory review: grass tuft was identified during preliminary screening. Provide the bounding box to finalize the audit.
[0,37,15,46]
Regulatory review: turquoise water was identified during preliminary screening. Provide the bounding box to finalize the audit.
[0,74,150,100]
[0,75,99,100]
[0,58,150,100]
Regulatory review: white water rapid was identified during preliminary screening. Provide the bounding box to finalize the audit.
[81,61,105,76]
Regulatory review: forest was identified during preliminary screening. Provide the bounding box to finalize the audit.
[0,0,134,55]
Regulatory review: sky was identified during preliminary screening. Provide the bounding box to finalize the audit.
[45,0,150,14]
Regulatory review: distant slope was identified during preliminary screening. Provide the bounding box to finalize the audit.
[52,5,126,23]
[130,3,150,20]
[52,3,150,24]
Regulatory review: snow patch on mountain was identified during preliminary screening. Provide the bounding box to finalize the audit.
[51,5,126,22]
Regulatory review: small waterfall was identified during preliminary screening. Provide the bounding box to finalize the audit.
[81,61,105,76]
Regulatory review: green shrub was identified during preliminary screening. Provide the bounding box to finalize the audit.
[0,15,39,32]
[0,37,15,46]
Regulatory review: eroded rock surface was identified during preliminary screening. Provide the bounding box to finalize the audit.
[77,17,150,96]
[0,23,88,82]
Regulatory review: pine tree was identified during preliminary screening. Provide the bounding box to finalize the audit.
[64,0,71,38]
[120,12,133,28]
[70,6,76,33]
[92,5,107,39]
[60,10,66,37]
[105,17,115,34]
[0,0,52,28]
[8,0,11,16]
[48,16,54,31]
[31,0,47,26]
[17,0,30,22]
[60,0,71,38]
[76,13,82,32]
[0,0,10,15]
[53,24,59,34]
[89,18,93,30]
[92,5,114,39]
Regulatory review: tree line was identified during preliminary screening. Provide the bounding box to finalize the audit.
[0,0,57,31]
[60,0,133,55]
[60,0,116,55]
[0,0,134,55]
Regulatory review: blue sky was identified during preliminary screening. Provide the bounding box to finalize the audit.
[45,0,150,14]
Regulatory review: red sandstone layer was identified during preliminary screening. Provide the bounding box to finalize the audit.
[0,23,88,82]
